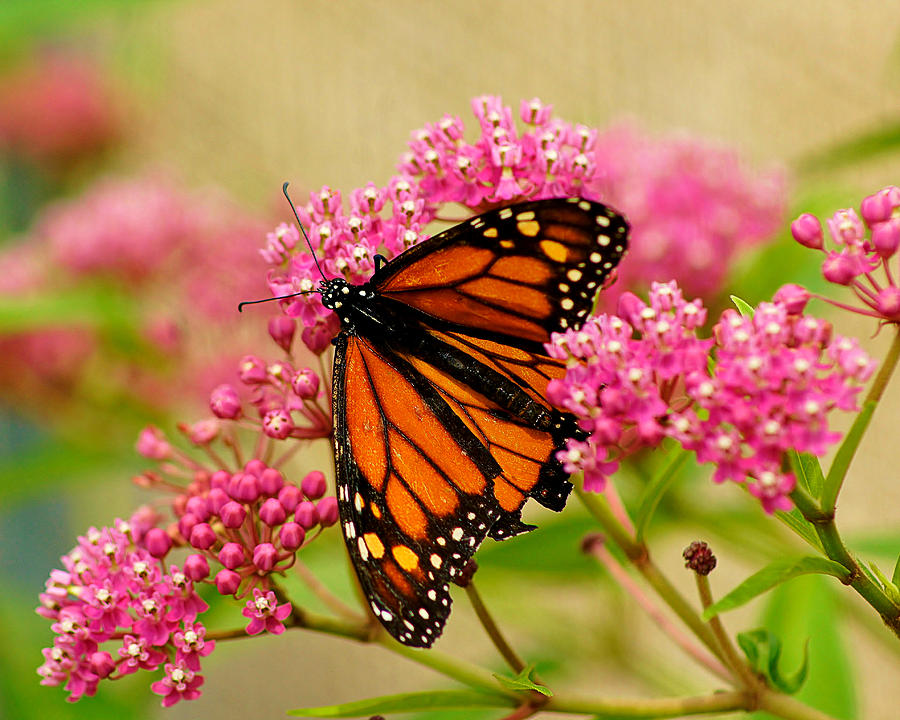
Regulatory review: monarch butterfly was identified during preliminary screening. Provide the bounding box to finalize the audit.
[314,196,628,647]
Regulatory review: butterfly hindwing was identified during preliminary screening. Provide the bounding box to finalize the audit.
[333,333,502,647]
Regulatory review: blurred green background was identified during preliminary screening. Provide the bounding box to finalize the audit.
[2,2,900,719]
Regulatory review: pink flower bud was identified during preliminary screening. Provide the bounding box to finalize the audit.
[218,542,246,570]
[316,496,339,527]
[263,409,294,439]
[268,315,296,353]
[295,501,319,529]
[259,498,286,526]
[860,185,900,225]
[177,512,199,539]
[253,542,277,571]
[210,470,230,490]
[278,485,302,512]
[215,568,241,595]
[184,553,210,581]
[279,522,305,551]
[184,419,219,445]
[206,487,229,515]
[291,368,319,399]
[136,426,171,460]
[615,292,645,327]
[89,651,116,678]
[301,470,327,500]
[244,459,266,477]
[209,384,242,419]
[791,213,824,250]
[822,252,857,285]
[877,287,900,320]
[228,472,259,503]
[773,284,810,315]
[189,522,217,550]
[185,496,210,522]
[871,218,900,258]
[238,355,268,384]
[144,527,172,558]
[258,468,284,496]
[302,322,336,355]
[220,501,247,529]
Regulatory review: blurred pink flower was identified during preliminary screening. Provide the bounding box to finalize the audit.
[0,175,272,418]
[591,124,786,306]
[0,52,121,171]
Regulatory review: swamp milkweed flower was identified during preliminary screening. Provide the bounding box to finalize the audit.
[547,281,875,512]
[37,324,336,706]
[791,185,900,324]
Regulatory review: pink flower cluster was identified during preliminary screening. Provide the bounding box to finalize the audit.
[791,185,900,323]
[38,323,338,706]
[399,96,784,305]
[547,282,875,513]
[36,522,212,705]
[591,125,786,305]
[399,95,601,208]
[0,52,121,170]
[263,96,785,342]
[263,180,434,352]
[132,336,337,602]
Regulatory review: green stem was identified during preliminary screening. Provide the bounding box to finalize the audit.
[575,483,726,665]
[790,486,900,637]
[465,580,527,674]
[547,687,838,719]
[755,689,843,720]
[272,584,515,699]
[375,635,518,699]
[694,574,760,690]
[545,689,749,718]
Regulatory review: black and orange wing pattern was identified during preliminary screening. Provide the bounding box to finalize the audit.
[326,198,628,647]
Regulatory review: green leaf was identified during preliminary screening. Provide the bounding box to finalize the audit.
[288,690,514,717]
[893,554,900,587]
[0,284,136,333]
[702,557,850,620]
[634,444,689,543]
[737,629,809,694]
[788,450,826,499]
[730,295,755,318]
[493,665,551,696]
[753,575,857,719]
[821,401,876,514]
[773,507,823,552]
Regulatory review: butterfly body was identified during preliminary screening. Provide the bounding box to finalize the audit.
[323,198,628,647]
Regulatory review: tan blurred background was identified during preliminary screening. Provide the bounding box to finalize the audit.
[47,1,900,717]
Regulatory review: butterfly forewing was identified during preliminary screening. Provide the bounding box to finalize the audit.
[373,198,628,342]
[328,198,629,647]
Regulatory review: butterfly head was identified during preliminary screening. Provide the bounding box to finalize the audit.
[320,277,376,324]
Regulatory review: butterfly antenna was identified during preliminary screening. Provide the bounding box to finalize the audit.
[283,182,326,281]
[237,289,316,313]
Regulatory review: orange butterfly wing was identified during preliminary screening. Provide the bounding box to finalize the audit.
[329,198,629,646]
